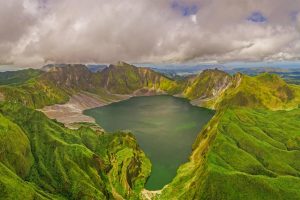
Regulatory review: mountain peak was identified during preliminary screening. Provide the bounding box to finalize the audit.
[42,64,88,72]
[115,61,130,66]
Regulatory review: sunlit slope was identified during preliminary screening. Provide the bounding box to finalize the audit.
[0,63,184,110]
[184,69,231,100]
[196,72,300,110]
[0,78,69,109]
[96,62,184,94]
[0,103,151,200]
[159,108,300,200]
[0,69,42,85]
[218,73,300,109]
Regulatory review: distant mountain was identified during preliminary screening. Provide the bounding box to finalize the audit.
[224,66,300,85]
[87,64,107,72]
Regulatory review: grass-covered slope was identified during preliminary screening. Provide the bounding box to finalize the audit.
[184,69,231,100]
[0,69,42,85]
[2,65,300,199]
[0,62,184,109]
[159,108,300,200]
[0,103,151,199]
[39,62,185,97]
[95,62,183,95]
[0,78,69,109]
[41,64,93,91]
[197,72,300,110]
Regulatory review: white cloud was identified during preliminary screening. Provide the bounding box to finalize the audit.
[0,0,300,66]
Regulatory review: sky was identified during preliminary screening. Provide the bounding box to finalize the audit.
[1,0,300,67]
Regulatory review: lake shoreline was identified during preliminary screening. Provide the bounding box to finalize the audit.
[40,93,215,192]
[84,95,215,190]
[40,92,188,128]
[39,92,132,128]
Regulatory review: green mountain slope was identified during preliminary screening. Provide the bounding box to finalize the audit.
[0,69,42,85]
[0,62,186,110]
[184,69,231,100]
[0,103,151,199]
[191,72,300,110]
[93,61,183,95]
[159,108,300,200]
[215,73,300,110]
[0,78,69,109]
[41,64,93,91]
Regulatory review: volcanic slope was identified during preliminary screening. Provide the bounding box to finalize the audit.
[0,102,151,200]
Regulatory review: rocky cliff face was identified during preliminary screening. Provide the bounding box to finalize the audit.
[41,64,93,91]
[96,62,182,94]
[184,69,232,100]
[39,62,183,96]
[215,73,300,110]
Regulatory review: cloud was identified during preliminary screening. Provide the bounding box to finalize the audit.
[0,0,300,66]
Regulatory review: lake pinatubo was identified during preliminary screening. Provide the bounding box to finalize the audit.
[84,95,214,190]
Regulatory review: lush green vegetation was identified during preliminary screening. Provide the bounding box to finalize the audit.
[219,73,300,110]
[184,69,231,100]
[95,62,184,95]
[0,103,151,199]
[159,108,300,199]
[1,64,300,199]
[0,69,42,85]
[0,78,69,109]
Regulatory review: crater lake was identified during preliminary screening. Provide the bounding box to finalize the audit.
[84,95,214,190]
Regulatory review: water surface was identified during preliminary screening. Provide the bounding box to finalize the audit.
[84,95,214,190]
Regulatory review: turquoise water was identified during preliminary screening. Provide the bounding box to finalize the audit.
[84,95,214,190]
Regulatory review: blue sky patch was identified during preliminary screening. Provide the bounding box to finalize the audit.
[290,11,299,22]
[247,12,267,23]
[171,1,198,16]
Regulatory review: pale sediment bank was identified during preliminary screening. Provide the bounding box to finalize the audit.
[39,88,167,127]
[141,189,162,200]
[40,92,131,126]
